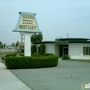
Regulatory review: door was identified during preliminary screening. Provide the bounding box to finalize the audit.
[59,45,68,57]
[63,47,68,55]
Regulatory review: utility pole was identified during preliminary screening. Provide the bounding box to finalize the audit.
[67,33,69,38]
[21,34,24,42]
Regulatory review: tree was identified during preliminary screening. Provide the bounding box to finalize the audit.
[31,33,43,42]
[0,41,3,48]
[36,33,43,42]
[0,41,2,45]
[11,43,15,47]
[3,43,6,49]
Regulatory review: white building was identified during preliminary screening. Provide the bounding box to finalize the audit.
[33,38,90,59]
[15,42,24,53]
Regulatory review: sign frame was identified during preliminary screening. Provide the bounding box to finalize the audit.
[13,12,41,33]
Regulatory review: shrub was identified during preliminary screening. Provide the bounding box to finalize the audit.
[6,53,16,57]
[43,53,53,56]
[1,56,4,60]
[31,53,40,57]
[21,49,24,53]
[31,45,36,54]
[62,55,70,60]
[40,44,45,55]
[1,53,17,61]
[5,55,58,69]
[19,53,24,56]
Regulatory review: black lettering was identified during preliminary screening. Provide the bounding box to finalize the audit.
[19,25,23,29]
[19,25,27,29]
[23,20,30,22]
[30,20,33,22]
[31,26,36,30]
[28,15,34,19]
[19,25,36,30]
[22,14,25,18]
[22,14,34,19]
[28,26,31,29]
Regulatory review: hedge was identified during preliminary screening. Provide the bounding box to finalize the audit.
[1,57,4,60]
[5,55,58,69]
[40,44,45,55]
[62,55,70,60]
[31,45,36,54]
[31,53,40,57]
[43,53,53,56]
[1,53,16,60]
[6,53,16,57]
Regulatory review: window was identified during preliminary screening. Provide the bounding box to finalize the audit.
[83,47,90,55]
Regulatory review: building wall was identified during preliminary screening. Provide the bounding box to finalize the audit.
[54,44,59,57]
[15,45,21,52]
[15,45,19,52]
[69,43,90,59]
[37,43,90,59]
[45,44,55,54]
[69,43,82,59]
[45,44,59,57]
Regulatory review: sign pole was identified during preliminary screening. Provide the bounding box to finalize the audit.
[24,33,32,56]
[21,32,33,56]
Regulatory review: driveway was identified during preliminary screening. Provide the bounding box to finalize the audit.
[11,60,90,90]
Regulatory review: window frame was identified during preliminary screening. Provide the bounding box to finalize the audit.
[83,47,90,55]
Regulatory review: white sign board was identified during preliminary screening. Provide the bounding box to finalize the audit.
[18,13,38,30]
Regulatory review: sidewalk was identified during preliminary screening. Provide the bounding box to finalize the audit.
[0,61,32,90]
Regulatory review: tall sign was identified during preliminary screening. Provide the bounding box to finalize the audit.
[13,12,41,33]
[13,12,41,56]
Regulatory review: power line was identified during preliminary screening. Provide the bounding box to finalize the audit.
[0,36,20,44]
[0,27,20,37]
[0,27,21,44]
[0,30,20,38]
[0,26,14,28]
[0,35,19,40]
[0,38,15,44]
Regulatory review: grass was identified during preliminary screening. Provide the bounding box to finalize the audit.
[0,52,15,57]
[69,59,90,63]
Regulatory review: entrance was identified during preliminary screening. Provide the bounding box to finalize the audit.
[59,45,68,57]
[63,47,68,55]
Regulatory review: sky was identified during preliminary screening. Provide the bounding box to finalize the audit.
[0,0,90,45]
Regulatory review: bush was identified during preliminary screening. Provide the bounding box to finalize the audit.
[2,53,16,61]
[1,56,4,60]
[43,53,53,56]
[31,53,40,57]
[19,53,24,56]
[31,45,36,54]
[40,44,45,55]
[21,49,24,53]
[5,55,58,69]
[62,55,70,60]
[6,53,16,57]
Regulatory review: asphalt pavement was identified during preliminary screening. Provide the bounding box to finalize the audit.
[11,60,90,90]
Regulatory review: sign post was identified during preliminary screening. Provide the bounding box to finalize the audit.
[13,12,41,56]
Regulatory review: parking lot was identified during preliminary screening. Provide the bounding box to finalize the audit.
[11,60,90,90]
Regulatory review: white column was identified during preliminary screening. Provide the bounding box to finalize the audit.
[20,32,33,56]
[81,43,83,59]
